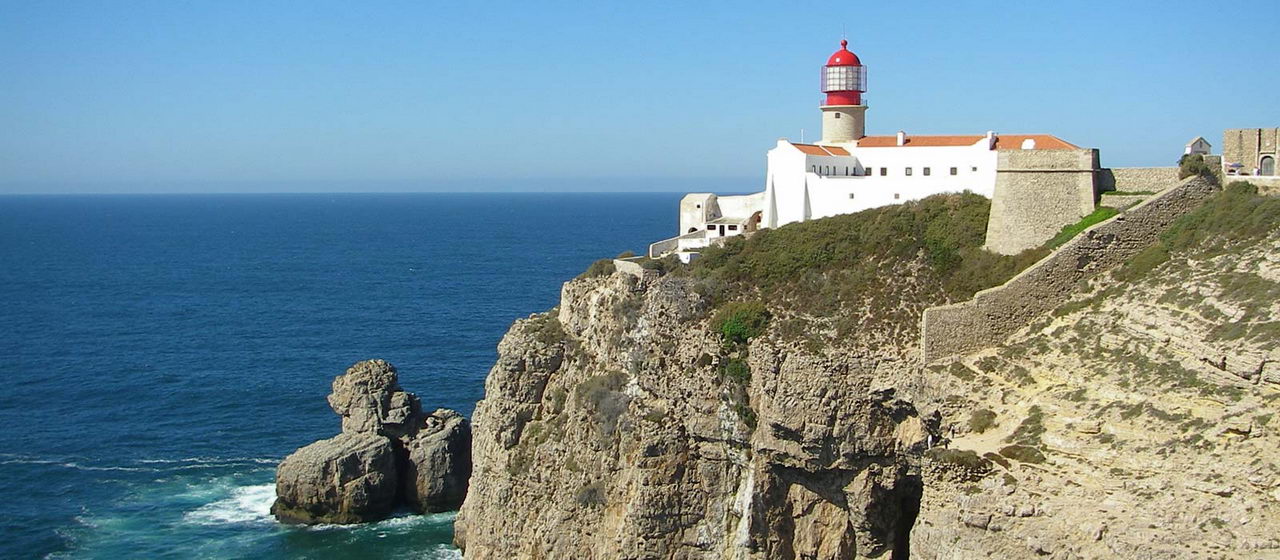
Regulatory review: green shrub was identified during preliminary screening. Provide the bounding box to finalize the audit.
[998,444,1046,464]
[984,452,1011,469]
[616,250,636,258]
[713,301,771,344]
[968,409,997,434]
[1178,153,1213,179]
[574,372,630,438]
[639,255,679,274]
[1007,406,1045,446]
[575,482,607,507]
[925,448,991,470]
[734,403,757,429]
[578,258,615,279]
[527,313,566,345]
[722,358,751,383]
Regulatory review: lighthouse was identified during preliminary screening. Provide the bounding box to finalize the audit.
[819,39,867,145]
[652,37,1091,260]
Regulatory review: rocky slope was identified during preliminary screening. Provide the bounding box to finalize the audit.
[913,229,1280,559]
[272,359,471,524]
[454,188,1279,559]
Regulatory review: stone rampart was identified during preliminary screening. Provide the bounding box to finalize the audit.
[1097,167,1179,193]
[1099,192,1149,211]
[983,149,1099,255]
[922,175,1219,363]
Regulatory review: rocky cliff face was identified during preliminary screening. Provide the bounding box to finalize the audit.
[455,274,934,559]
[273,359,471,524]
[455,190,1279,559]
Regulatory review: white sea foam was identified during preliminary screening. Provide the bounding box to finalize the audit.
[0,457,157,472]
[183,484,276,525]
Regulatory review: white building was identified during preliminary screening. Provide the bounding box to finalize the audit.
[651,40,1080,260]
[1185,136,1212,156]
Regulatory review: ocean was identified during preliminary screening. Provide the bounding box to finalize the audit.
[0,193,679,559]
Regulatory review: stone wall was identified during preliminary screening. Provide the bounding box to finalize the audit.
[922,175,1219,363]
[1223,128,1279,171]
[983,149,1099,255]
[1099,192,1149,211]
[1097,167,1179,193]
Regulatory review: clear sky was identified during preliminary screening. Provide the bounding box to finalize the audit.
[2,1,1276,194]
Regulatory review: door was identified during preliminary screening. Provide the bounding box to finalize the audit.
[1261,156,1275,176]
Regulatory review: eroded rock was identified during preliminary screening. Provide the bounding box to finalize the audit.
[271,432,398,524]
[272,360,471,524]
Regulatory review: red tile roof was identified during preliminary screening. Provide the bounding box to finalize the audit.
[855,134,1079,150]
[791,143,851,156]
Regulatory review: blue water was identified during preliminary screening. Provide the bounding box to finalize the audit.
[0,193,677,559]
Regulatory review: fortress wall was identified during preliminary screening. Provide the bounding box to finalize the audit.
[982,149,1099,255]
[922,175,1219,363]
[1097,167,1179,193]
[1223,128,1280,168]
[1099,192,1149,211]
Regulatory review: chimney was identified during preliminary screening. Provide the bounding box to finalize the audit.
[986,130,996,149]
[896,130,906,146]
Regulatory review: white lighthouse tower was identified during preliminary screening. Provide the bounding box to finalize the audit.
[818,39,867,145]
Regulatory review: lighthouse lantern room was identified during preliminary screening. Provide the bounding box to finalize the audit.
[819,39,867,145]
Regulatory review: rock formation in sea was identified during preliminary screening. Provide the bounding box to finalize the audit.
[454,184,1280,559]
[272,359,472,524]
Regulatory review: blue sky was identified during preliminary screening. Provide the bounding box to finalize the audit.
[2,1,1276,193]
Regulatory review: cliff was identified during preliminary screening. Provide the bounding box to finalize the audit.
[454,184,1280,559]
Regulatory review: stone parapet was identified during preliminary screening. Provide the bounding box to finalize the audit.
[1097,167,1179,193]
[1099,192,1149,211]
[923,175,1219,363]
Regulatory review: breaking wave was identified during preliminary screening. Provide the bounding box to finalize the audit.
[183,483,276,525]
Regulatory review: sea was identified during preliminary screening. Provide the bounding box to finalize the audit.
[0,193,679,559]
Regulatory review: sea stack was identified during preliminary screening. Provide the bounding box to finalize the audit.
[271,359,472,524]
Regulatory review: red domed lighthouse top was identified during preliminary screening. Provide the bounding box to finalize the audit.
[821,39,867,105]
[826,39,862,66]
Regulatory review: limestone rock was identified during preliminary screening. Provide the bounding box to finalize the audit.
[273,360,471,524]
[271,432,398,524]
[403,408,472,512]
[327,359,422,437]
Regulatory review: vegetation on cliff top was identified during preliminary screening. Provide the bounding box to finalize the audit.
[675,193,1048,340]
[1178,153,1214,180]
[1119,181,1280,280]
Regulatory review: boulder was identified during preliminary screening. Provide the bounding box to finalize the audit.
[271,432,399,524]
[403,408,472,512]
[327,359,422,437]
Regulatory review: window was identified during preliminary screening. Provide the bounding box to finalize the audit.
[923,167,931,176]
[834,113,841,119]
[905,167,913,176]
[728,225,738,231]
[844,166,849,176]
[950,167,957,176]
[971,166,978,172]
[848,193,855,199]
[880,167,887,176]
[894,193,901,200]
[707,225,715,230]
